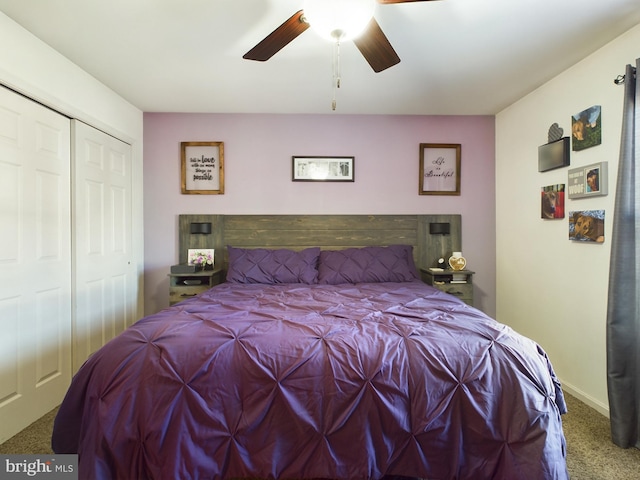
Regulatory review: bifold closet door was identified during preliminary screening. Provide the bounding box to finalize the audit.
[0,85,72,443]
[72,120,136,372]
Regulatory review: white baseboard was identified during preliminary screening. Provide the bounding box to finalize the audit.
[560,379,610,418]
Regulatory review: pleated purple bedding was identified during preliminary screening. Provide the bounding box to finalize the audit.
[52,281,568,479]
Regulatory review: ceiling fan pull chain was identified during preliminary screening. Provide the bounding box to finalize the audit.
[332,39,342,110]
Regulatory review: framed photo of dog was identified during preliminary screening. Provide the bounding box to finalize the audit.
[567,162,608,199]
[571,105,602,151]
[541,184,565,219]
[569,210,605,243]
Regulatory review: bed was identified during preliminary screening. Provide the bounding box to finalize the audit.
[52,215,568,479]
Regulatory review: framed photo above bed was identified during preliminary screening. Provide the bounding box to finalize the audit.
[292,156,354,182]
[181,141,224,194]
[419,143,461,195]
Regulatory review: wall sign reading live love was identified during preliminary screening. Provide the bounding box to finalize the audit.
[419,143,461,196]
[181,141,225,195]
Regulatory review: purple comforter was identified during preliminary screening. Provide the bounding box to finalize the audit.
[52,281,568,479]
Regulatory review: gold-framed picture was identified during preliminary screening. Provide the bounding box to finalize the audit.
[181,141,224,194]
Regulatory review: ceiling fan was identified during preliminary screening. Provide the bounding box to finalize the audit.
[243,0,440,73]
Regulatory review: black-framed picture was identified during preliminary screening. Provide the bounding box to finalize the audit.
[181,141,224,194]
[538,137,570,172]
[419,143,461,195]
[568,162,608,199]
[292,156,354,182]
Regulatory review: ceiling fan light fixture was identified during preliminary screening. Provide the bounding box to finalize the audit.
[304,0,376,42]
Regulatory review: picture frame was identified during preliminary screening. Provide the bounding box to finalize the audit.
[571,105,602,151]
[187,249,215,269]
[541,184,565,219]
[569,210,605,243]
[181,141,224,194]
[538,137,570,172]
[567,162,608,199]
[419,143,461,195]
[292,156,354,182]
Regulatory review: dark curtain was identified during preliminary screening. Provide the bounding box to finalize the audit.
[606,59,639,449]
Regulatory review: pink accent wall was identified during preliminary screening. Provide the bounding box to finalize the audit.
[143,113,496,315]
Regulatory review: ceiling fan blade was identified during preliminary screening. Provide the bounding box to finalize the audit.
[377,0,440,4]
[353,18,400,73]
[243,10,309,62]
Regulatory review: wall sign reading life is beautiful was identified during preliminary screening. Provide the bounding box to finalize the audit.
[419,143,461,195]
[181,141,224,194]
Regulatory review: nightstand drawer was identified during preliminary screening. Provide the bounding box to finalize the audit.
[169,286,209,304]
[420,268,475,307]
[438,283,473,303]
[168,267,223,306]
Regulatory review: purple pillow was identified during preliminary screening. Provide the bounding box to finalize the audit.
[317,245,419,285]
[226,246,320,284]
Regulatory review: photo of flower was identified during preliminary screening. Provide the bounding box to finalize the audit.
[188,249,215,268]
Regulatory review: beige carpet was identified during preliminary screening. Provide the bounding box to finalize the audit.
[1,393,639,478]
[561,393,640,479]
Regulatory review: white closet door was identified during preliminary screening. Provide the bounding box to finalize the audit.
[0,86,72,443]
[72,120,136,372]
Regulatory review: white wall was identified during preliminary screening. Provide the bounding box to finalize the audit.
[0,12,145,318]
[496,22,640,415]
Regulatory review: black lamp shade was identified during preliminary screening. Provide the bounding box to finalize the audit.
[429,222,450,235]
[190,222,212,234]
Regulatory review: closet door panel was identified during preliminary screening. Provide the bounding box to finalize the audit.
[0,297,20,402]
[0,85,71,443]
[73,120,135,372]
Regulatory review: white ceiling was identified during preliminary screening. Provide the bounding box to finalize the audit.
[1,0,639,115]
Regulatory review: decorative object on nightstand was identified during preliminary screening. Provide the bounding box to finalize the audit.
[420,267,475,306]
[187,249,215,270]
[448,251,467,271]
[168,267,224,306]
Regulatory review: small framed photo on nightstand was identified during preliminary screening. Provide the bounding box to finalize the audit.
[187,249,215,269]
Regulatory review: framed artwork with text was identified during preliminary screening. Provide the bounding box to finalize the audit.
[181,141,224,194]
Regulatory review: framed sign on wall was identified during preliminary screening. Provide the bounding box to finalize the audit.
[419,143,461,195]
[567,162,608,199]
[181,141,224,194]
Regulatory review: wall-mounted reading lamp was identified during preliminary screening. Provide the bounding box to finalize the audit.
[429,222,450,235]
[190,222,212,235]
[429,222,451,268]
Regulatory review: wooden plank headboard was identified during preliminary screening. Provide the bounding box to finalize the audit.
[178,214,462,273]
